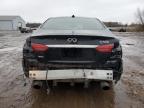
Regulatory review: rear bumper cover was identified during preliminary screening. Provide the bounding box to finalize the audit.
[29,69,113,81]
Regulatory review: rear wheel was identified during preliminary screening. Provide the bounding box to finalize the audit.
[22,58,29,77]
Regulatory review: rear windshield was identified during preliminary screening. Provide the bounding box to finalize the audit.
[41,17,106,30]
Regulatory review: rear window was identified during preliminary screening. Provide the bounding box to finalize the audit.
[41,17,106,30]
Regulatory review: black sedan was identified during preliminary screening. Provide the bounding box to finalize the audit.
[22,16,123,90]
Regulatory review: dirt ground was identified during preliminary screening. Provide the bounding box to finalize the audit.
[0,31,144,108]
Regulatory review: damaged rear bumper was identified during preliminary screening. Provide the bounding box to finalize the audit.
[29,69,113,81]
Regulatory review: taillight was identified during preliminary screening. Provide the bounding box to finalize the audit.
[31,43,48,52]
[96,44,114,53]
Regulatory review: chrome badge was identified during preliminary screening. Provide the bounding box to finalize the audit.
[67,38,78,44]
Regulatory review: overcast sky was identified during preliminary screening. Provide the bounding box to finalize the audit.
[0,0,143,24]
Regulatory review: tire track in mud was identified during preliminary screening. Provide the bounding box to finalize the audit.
[31,86,115,108]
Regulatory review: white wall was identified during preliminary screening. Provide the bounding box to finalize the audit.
[0,16,26,30]
[0,20,13,30]
[12,17,26,30]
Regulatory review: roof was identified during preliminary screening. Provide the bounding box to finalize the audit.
[0,16,20,21]
[49,16,99,20]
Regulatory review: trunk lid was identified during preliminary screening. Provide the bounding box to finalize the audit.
[30,35,118,64]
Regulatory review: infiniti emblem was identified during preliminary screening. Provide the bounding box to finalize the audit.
[67,38,78,44]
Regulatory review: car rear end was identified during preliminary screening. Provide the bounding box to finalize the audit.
[22,17,123,89]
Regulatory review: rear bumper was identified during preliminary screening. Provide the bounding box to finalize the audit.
[29,69,113,81]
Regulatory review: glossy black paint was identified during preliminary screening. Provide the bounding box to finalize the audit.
[22,17,123,82]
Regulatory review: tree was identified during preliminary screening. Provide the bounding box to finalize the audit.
[136,8,144,28]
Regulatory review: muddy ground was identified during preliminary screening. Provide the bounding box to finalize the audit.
[0,31,144,108]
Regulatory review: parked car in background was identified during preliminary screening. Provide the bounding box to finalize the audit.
[19,27,32,33]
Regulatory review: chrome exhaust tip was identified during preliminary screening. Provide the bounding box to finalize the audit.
[100,82,110,90]
[32,81,42,89]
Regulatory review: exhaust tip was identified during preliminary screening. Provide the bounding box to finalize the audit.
[100,82,110,90]
[32,81,42,89]
[33,85,41,89]
[102,86,110,90]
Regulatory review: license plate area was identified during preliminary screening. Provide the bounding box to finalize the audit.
[62,48,82,58]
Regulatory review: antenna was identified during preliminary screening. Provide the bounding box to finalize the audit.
[72,15,75,18]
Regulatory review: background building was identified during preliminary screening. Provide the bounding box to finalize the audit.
[0,16,26,30]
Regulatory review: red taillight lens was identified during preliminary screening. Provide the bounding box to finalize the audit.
[96,44,114,53]
[32,43,48,52]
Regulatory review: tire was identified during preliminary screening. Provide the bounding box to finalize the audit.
[22,58,29,77]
